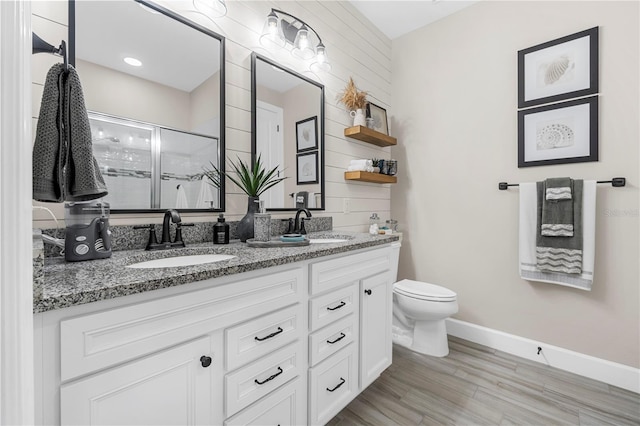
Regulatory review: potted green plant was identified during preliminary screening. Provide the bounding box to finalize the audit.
[204,155,286,242]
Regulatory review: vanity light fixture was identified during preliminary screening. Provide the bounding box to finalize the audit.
[123,57,142,67]
[193,0,227,20]
[259,8,331,72]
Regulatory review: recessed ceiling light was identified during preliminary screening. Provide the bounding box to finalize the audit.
[124,57,142,67]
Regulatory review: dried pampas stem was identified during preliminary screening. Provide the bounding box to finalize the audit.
[338,77,368,111]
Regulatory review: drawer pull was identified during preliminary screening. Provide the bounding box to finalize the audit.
[364,289,372,295]
[326,377,345,392]
[254,366,283,385]
[200,355,212,368]
[254,327,283,342]
[326,333,346,344]
[326,301,346,311]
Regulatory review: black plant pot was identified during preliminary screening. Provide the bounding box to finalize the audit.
[237,196,259,242]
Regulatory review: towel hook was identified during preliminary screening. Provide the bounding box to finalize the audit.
[32,32,68,72]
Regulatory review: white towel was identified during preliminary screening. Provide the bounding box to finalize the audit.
[519,181,596,291]
[175,185,189,209]
[308,192,316,208]
[347,165,374,172]
[349,159,372,167]
[195,177,215,209]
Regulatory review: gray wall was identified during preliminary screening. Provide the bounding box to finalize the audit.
[391,0,639,367]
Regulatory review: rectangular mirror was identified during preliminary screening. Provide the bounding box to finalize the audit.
[252,53,325,211]
[71,0,225,212]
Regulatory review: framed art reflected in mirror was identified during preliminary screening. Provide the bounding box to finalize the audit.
[252,53,325,210]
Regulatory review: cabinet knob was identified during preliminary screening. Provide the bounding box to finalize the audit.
[364,289,372,295]
[200,355,212,368]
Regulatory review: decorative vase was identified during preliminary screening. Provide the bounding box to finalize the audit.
[350,109,366,127]
[237,196,260,242]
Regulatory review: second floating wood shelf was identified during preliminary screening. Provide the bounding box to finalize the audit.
[344,126,397,147]
[344,171,397,184]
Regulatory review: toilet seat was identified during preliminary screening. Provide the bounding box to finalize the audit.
[393,279,457,302]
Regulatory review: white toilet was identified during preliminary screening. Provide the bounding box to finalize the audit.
[392,279,458,357]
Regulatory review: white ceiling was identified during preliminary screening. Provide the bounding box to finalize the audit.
[349,0,479,40]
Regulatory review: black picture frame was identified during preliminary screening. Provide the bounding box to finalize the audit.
[295,116,318,152]
[365,102,389,135]
[296,151,318,184]
[518,96,598,168]
[518,27,598,109]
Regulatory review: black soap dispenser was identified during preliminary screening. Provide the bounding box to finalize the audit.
[213,214,229,244]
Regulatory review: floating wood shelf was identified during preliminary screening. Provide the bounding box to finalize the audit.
[344,126,397,147]
[344,171,397,184]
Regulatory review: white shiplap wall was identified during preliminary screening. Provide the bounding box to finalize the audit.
[31,0,394,232]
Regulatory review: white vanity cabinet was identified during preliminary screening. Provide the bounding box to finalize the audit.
[307,246,395,424]
[61,335,220,425]
[360,273,393,389]
[34,244,396,426]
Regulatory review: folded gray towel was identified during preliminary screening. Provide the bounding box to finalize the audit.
[546,177,572,200]
[32,63,107,203]
[542,178,574,237]
[536,180,583,274]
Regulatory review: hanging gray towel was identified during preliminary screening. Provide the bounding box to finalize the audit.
[63,65,107,201]
[33,63,107,202]
[33,63,66,202]
[541,177,574,237]
[536,180,583,274]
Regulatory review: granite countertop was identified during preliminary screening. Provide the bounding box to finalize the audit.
[35,232,399,313]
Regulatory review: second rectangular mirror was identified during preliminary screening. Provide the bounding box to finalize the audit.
[252,53,325,211]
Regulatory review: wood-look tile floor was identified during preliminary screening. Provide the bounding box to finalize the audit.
[328,336,640,425]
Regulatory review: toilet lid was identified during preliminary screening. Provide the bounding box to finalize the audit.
[393,279,457,302]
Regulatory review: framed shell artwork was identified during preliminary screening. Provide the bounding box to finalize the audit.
[296,116,318,152]
[518,27,598,109]
[296,151,318,184]
[518,96,598,167]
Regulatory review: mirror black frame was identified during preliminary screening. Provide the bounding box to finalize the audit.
[251,53,325,211]
[69,0,226,213]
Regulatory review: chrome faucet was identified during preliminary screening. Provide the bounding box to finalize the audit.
[293,208,312,234]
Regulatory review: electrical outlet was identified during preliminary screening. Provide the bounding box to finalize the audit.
[343,198,350,214]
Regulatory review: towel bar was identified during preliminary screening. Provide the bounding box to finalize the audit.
[498,177,625,190]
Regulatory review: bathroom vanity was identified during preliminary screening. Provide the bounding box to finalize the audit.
[33,233,399,425]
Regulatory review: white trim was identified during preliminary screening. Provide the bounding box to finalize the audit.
[446,318,640,394]
[0,0,35,424]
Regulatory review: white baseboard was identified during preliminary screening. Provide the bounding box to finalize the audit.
[446,318,640,394]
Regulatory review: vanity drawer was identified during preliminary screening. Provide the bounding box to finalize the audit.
[309,283,358,332]
[224,377,305,426]
[60,267,303,382]
[308,343,358,426]
[309,246,391,296]
[226,304,303,371]
[309,314,356,367]
[225,341,302,418]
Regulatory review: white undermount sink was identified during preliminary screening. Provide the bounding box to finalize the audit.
[127,254,236,269]
[308,238,349,244]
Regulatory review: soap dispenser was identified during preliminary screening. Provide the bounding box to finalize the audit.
[369,213,380,235]
[253,200,271,242]
[213,213,229,244]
